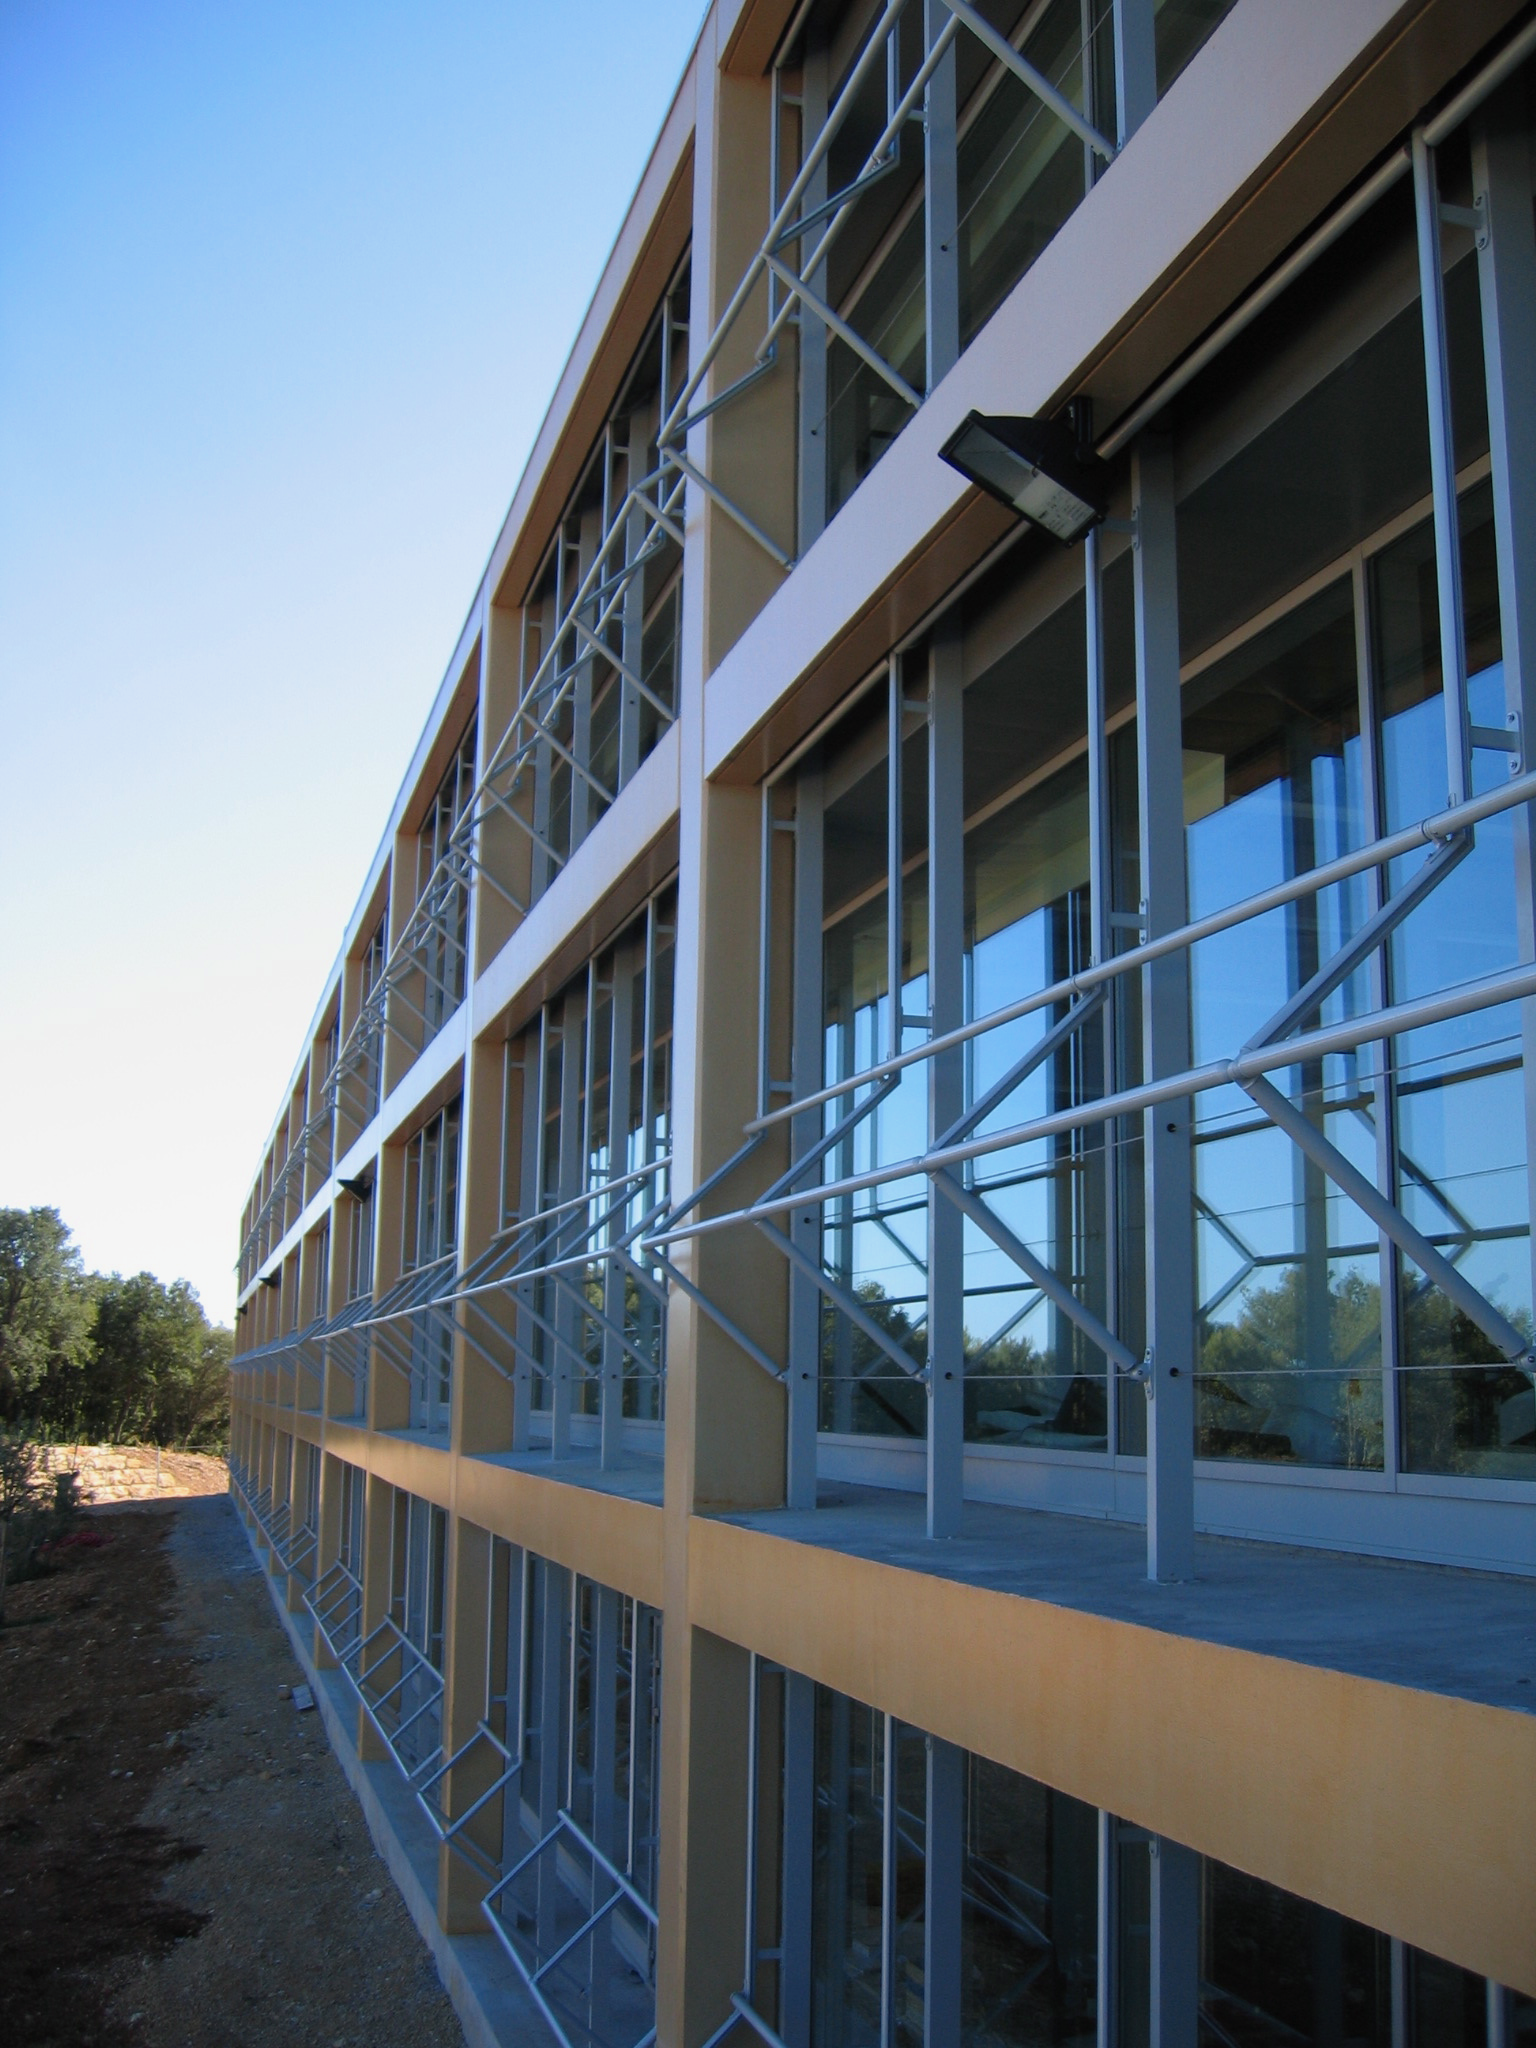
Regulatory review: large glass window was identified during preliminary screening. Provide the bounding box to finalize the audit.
[402,1097,461,1433]
[502,887,675,1443]
[755,1667,1525,2048]
[495,1547,663,2048]
[961,589,1111,1452]
[1184,581,1382,1469]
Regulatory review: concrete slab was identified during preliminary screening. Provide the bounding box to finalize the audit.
[715,1481,1536,1716]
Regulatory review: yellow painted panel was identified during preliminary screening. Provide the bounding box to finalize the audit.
[689,1516,1536,1995]
[454,1459,664,1609]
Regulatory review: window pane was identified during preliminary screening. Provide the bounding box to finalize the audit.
[961,1758,1097,2046]
[1184,581,1383,1469]
[1374,490,1533,1478]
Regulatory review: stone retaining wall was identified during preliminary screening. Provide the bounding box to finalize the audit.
[39,1444,229,1505]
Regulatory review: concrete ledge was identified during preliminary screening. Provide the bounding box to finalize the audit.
[234,1494,541,2048]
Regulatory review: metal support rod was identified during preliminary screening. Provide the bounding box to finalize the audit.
[1413,127,1473,807]
[1243,1074,1531,1366]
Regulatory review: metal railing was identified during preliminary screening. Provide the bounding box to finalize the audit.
[238,444,687,1291]
[647,766,1536,1402]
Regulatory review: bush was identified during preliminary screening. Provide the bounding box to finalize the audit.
[0,1430,79,1622]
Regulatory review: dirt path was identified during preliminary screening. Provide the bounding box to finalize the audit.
[0,1496,467,2048]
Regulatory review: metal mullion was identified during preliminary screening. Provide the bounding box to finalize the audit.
[765,11,962,366]
[532,703,616,807]
[1472,92,1536,1492]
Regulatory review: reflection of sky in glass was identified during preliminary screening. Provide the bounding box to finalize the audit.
[1383,666,1531,1340]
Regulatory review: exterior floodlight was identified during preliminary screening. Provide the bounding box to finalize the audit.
[258,1272,281,1289]
[338,1172,373,1200]
[939,411,1107,543]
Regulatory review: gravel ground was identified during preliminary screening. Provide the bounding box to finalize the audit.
[0,1491,467,2048]
[110,1495,466,2048]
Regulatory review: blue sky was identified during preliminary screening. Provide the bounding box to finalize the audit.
[0,0,705,1320]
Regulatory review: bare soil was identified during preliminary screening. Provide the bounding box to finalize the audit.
[0,1496,467,2048]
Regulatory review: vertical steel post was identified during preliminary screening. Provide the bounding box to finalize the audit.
[573,512,603,850]
[1086,525,1120,1455]
[744,1653,760,1999]
[1133,433,1195,1581]
[619,410,649,792]
[1413,129,1473,809]
[789,760,825,1509]
[513,1015,543,1452]
[797,34,830,554]
[779,1671,816,2048]
[1487,1980,1514,2048]
[1095,1809,1116,2048]
[1352,562,1402,1480]
[923,0,959,390]
[927,624,965,1538]
[1472,95,1536,1358]
[924,1736,963,2048]
[1149,1835,1199,2048]
[888,657,905,1062]
[879,1713,897,2048]
[553,995,582,1458]
[602,944,635,1468]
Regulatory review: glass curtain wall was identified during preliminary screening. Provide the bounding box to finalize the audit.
[421,721,477,1037]
[402,1096,462,1432]
[507,267,689,913]
[749,1668,1529,2048]
[779,128,1535,1503]
[773,0,1236,542]
[359,912,388,1119]
[491,1543,663,2048]
[506,887,676,1439]
[386,1488,446,1774]
[1173,165,1529,1481]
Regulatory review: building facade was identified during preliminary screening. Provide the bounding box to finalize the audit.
[228,2,1536,2042]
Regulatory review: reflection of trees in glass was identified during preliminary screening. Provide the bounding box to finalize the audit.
[1400,1289,1535,1475]
[1198,1268,1382,1468]
[819,1284,926,1437]
[965,1327,1107,1448]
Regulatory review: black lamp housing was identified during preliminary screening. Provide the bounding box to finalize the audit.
[338,1171,373,1200]
[938,410,1107,543]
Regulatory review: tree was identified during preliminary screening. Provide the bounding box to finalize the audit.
[0,1208,94,1425]
[86,1274,230,1449]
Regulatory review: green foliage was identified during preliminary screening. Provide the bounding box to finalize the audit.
[0,1428,75,1619]
[0,1208,231,1450]
[0,1207,94,1416]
